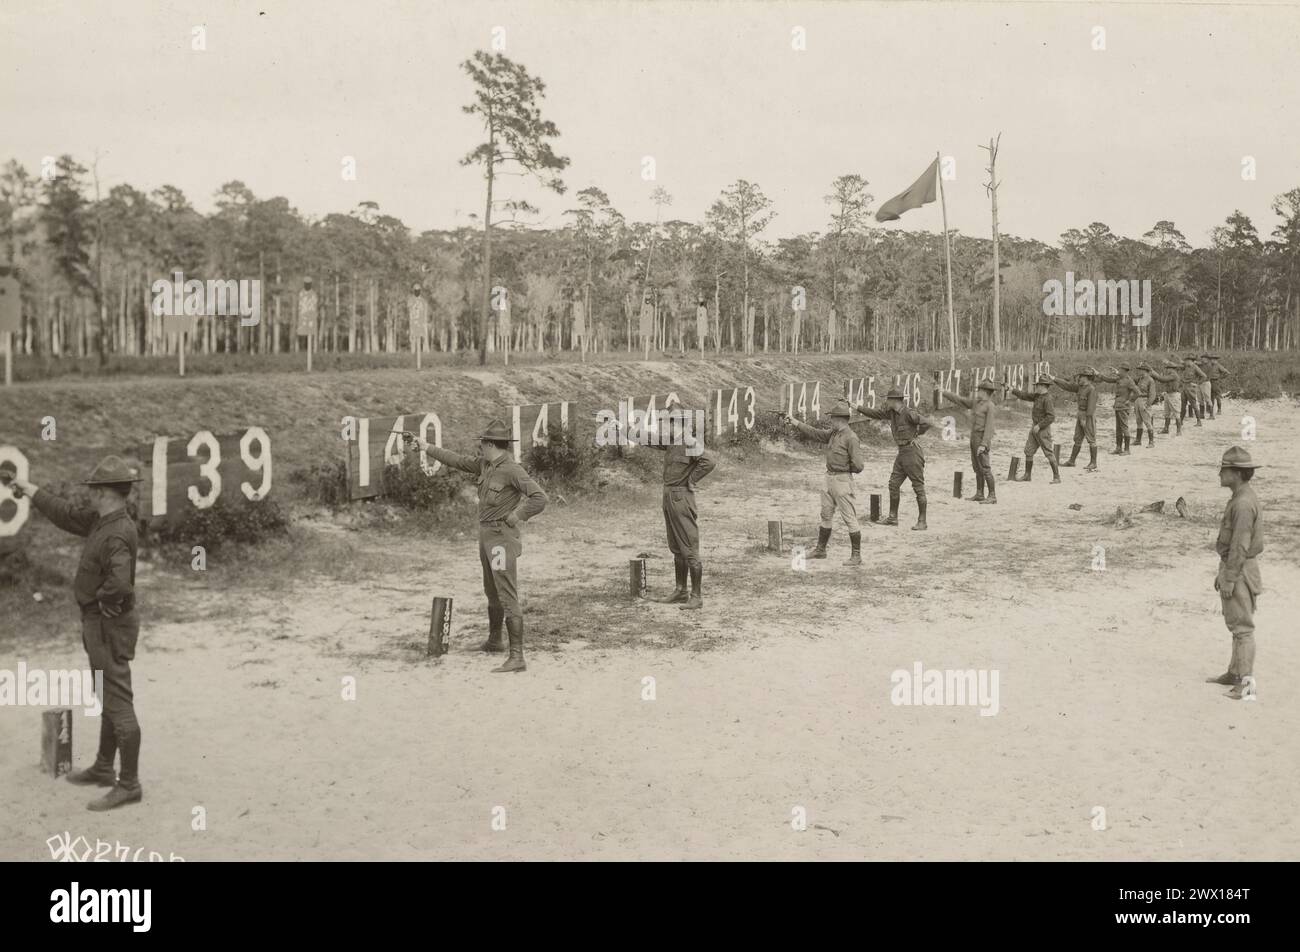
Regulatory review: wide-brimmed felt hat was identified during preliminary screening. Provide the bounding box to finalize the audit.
[829,401,852,418]
[83,456,142,486]
[1034,375,1052,386]
[1079,366,1098,377]
[1219,446,1261,470]
[883,387,905,400]
[1117,363,1131,371]
[477,419,516,442]
[1136,362,1152,371]
[976,379,997,392]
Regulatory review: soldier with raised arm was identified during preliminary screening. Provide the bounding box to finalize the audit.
[1207,354,1229,417]
[1179,354,1207,428]
[851,388,935,531]
[786,400,866,564]
[1131,362,1160,448]
[1096,363,1139,455]
[412,420,547,673]
[1048,366,1101,472]
[939,378,1000,504]
[1008,374,1061,483]
[642,408,717,608]
[1152,359,1182,435]
[10,457,145,810]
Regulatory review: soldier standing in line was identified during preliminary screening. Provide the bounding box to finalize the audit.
[1047,366,1101,472]
[412,421,548,673]
[939,378,1000,504]
[1197,353,1215,419]
[1008,374,1061,483]
[635,408,717,608]
[9,458,145,810]
[1131,362,1160,448]
[786,400,866,564]
[1205,446,1264,700]
[1179,354,1207,428]
[1097,363,1139,455]
[1208,354,1229,417]
[1152,359,1183,435]
[851,388,936,531]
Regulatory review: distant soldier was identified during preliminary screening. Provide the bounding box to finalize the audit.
[786,400,866,564]
[413,420,548,673]
[1207,354,1229,417]
[1152,359,1183,435]
[641,409,717,608]
[1131,362,1159,448]
[10,458,145,810]
[1179,354,1207,428]
[1206,446,1264,700]
[1097,363,1139,455]
[1047,366,1100,472]
[939,378,1000,504]
[1008,374,1061,482]
[1197,353,1215,419]
[852,388,935,530]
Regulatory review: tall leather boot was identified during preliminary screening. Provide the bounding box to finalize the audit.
[980,475,997,504]
[1063,443,1081,467]
[478,604,506,652]
[882,492,901,526]
[845,532,862,566]
[812,526,831,558]
[1110,431,1123,455]
[1047,454,1061,483]
[1161,418,1170,434]
[1084,446,1098,472]
[912,495,927,531]
[68,719,118,787]
[1134,425,1143,446]
[1121,432,1131,454]
[970,471,985,501]
[680,565,703,609]
[492,618,526,673]
[649,558,688,603]
[1147,428,1155,447]
[1017,459,1033,482]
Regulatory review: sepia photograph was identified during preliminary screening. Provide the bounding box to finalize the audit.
[0,0,1295,924]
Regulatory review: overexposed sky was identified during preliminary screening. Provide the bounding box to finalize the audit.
[3,0,1297,246]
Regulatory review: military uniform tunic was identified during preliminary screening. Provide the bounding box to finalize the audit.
[792,419,865,531]
[650,442,717,568]
[1216,482,1265,679]
[30,491,142,786]
[1054,377,1099,447]
[427,448,548,622]
[856,405,932,500]
[1009,388,1056,459]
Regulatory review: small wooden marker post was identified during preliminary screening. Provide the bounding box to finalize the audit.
[1054,443,1062,466]
[767,520,784,553]
[953,471,963,498]
[427,596,453,656]
[629,558,648,598]
[1007,457,1020,481]
[869,494,881,522]
[41,708,73,778]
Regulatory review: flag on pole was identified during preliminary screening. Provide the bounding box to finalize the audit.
[875,158,939,222]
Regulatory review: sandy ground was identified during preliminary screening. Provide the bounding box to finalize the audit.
[2,398,1298,860]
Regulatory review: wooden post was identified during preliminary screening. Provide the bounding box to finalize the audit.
[178,331,185,378]
[307,330,313,373]
[3,331,11,386]
[953,471,963,498]
[427,597,452,656]
[869,494,881,522]
[41,708,73,778]
[1008,457,1020,481]
[983,134,1003,385]
[629,558,648,598]
[767,520,784,553]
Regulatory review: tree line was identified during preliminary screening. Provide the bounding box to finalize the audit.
[2,51,1298,367]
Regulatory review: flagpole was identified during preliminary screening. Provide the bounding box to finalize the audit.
[937,151,956,373]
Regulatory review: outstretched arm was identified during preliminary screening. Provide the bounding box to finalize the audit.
[789,418,834,443]
[29,487,98,538]
[940,389,974,410]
